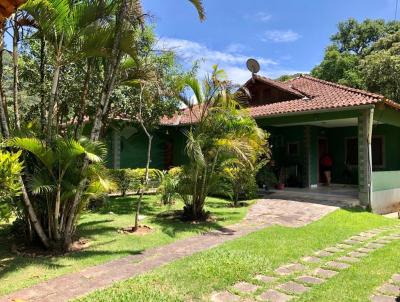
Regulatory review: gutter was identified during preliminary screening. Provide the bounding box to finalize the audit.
[253,104,376,120]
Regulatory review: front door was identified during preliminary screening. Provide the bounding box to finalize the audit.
[318,138,328,183]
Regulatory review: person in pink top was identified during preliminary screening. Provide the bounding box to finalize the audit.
[320,153,333,186]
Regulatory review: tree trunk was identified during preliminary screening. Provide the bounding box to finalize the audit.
[134,129,152,231]
[12,14,21,131]
[74,59,92,139]
[54,182,61,240]
[39,36,46,131]
[47,63,61,139]
[63,0,130,251]
[0,20,9,138]
[20,177,50,248]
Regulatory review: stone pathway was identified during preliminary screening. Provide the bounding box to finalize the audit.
[370,273,400,301]
[0,199,338,302]
[211,225,400,302]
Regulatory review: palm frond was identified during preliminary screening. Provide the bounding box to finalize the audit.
[188,0,206,21]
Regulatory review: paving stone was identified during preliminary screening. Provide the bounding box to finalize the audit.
[366,243,385,249]
[314,250,333,257]
[274,263,306,276]
[392,274,400,284]
[337,256,360,263]
[324,247,344,253]
[233,281,260,293]
[357,247,374,253]
[348,251,368,258]
[325,261,350,270]
[301,256,321,263]
[313,268,338,279]
[295,275,324,285]
[375,239,392,244]
[211,291,241,302]
[343,239,359,245]
[378,283,400,296]
[277,281,310,294]
[258,289,293,302]
[359,232,376,238]
[351,236,369,242]
[255,275,277,284]
[336,243,353,249]
[370,294,398,302]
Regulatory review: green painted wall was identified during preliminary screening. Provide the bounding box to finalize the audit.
[372,124,400,171]
[119,128,167,169]
[372,171,400,191]
[170,127,189,166]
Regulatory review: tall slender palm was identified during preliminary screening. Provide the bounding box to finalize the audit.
[178,67,267,220]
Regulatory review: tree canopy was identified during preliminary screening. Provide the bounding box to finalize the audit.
[311,18,400,102]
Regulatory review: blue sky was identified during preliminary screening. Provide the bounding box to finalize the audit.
[144,0,399,84]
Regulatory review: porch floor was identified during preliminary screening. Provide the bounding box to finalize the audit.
[266,184,360,208]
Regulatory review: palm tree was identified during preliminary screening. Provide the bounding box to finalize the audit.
[178,67,268,220]
[8,136,112,248]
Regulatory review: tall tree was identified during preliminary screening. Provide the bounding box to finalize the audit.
[312,18,400,99]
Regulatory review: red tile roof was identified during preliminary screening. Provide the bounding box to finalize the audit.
[161,75,400,125]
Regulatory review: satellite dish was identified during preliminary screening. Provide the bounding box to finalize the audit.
[246,58,260,74]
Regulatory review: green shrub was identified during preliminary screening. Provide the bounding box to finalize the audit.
[158,167,182,205]
[256,167,278,189]
[0,150,23,221]
[109,168,163,195]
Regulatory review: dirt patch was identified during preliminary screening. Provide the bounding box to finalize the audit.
[10,237,91,257]
[69,237,91,252]
[118,225,153,235]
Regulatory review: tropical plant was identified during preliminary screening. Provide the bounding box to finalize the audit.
[0,0,206,250]
[7,136,113,248]
[177,66,269,220]
[0,150,23,221]
[158,167,182,205]
[224,159,267,206]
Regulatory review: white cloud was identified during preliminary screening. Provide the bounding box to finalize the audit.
[225,43,248,54]
[156,37,308,84]
[156,37,277,84]
[157,38,276,66]
[262,30,301,43]
[255,12,272,22]
[245,11,272,22]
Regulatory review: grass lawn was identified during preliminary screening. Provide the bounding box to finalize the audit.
[76,209,400,302]
[0,195,253,297]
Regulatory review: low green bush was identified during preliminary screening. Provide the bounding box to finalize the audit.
[158,167,182,205]
[109,168,163,195]
[0,150,23,221]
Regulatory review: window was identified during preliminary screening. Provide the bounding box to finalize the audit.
[372,137,384,167]
[345,137,384,167]
[287,142,299,156]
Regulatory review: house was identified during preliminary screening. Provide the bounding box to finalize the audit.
[107,74,400,215]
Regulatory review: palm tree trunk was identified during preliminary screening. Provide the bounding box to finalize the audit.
[12,14,21,131]
[54,182,61,240]
[47,62,61,139]
[74,59,92,139]
[39,36,46,131]
[0,20,9,138]
[20,177,50,248]
[63,0,130,251]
